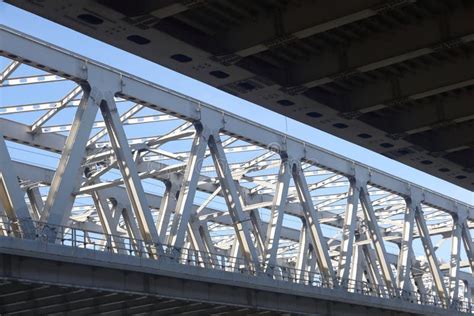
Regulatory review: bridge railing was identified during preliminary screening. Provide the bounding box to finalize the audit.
[0,216,470,313]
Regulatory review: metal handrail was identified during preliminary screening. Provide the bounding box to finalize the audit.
[0,216,470,313]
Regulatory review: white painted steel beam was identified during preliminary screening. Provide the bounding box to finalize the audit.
[0,60,20,83]
[291,161,336,285]
[208,133,259,268]
[168,127,207,250]
[99,94,162,253]
[414,203,449,306]
[396,199,415,292]
[0,129,34,236]
[448,216,462,304]
[263,158,291,270]
[40,88,99,236]
[156,179,179,242]
[360,185,396,292]
[337,179,360,282]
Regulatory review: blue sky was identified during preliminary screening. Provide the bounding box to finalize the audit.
[1,2,472,205]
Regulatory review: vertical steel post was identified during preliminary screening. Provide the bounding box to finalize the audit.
[41,88,99,239]
[337,179,360,283]
[295,220,309,282]
[264,157,291,271]
[348,243,362,292]
[448,215,462,304]
[397,199,416,292]
[0,129,34,236]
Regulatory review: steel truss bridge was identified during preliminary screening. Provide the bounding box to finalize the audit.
[0,25,473,315]
[7,0,474,191]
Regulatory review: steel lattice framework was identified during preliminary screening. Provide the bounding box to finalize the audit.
[0,25,473,314]
[7,0,474,192]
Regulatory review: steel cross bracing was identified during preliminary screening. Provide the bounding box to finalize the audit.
[0,25,473,313]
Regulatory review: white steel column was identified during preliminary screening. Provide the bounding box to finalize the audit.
[295,220,310,282]
[291,162,336,285]
[337,179,360,283]
[397,198,416,292]
[414,203,448,306]
[26,187,43,221]
[0,61,20,84]
[100,95,162,254]
[156,179,179,242]
[41,88,99,235]
[264,157,291,271]
[348,244,362,292]
[360,185,396,292]
[249,209,266,258]
[461,220,474,274]
[168,126,207,250]
[91,191,123,253]
[411,253,427,297]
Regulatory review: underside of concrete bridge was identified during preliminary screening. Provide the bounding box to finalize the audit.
[6,0,474,190]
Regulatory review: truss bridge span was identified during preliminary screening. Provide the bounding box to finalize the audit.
[0,25,472,315]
